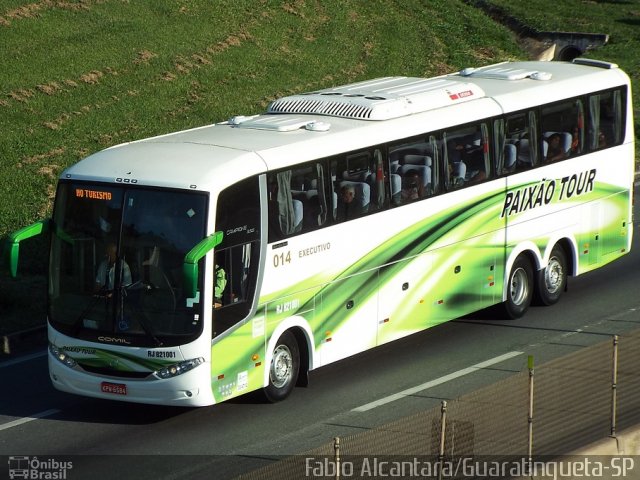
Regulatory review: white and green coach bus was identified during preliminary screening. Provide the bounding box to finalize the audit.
[7,59,634,406]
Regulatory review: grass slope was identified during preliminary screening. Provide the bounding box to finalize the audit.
[0,0,522,239]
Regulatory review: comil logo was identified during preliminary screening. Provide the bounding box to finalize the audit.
[8,456,73,479]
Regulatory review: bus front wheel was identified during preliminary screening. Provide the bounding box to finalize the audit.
[535,245,567,306]
[263,331,300,403]
[503,255,534,319]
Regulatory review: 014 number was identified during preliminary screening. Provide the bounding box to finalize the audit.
[273,251,292,268]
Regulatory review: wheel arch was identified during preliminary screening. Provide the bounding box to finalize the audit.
[263,316,315,388]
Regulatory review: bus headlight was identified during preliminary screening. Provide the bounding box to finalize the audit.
[49,343,78,369]
[154,357,204,379]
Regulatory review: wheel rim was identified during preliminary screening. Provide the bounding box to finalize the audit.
[270,344,293,389]
[510,267,529,306]
[545,256,564,294]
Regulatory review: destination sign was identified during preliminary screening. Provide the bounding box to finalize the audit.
[75,188,112,200]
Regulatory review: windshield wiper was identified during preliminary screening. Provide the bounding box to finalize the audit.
[73,291,110,334]
[119,284,164,347]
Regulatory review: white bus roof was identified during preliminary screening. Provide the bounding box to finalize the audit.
[61,60,629,192]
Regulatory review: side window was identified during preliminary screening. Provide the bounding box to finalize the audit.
[503,111,539,172]
[267,162,329,242]
[331,147,385,222]
[388,137,439,205]
[541,100,584,163]
[443,123,490,189]
[588,89,624,151]
[213,176,261,336]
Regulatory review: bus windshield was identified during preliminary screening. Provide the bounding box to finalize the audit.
[49,182,208,347]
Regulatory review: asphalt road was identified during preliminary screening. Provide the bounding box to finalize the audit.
[1,208,639,480]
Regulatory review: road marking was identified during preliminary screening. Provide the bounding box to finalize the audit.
[0,409,61,432]
[0,350,47,369]
[352,350,523,412]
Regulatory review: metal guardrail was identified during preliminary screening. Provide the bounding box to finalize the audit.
[236,329,640,479]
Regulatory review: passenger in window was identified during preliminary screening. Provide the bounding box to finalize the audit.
[336,184,363,221]
[448,137,486,185]
[597,130,608,149]
[211,258,227,338]
[448,139,468,188]
[545,133,567,163]
[400,170,423,202]
[214,260,227,309]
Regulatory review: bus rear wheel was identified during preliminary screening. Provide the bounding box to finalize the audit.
[535,245,567,306]
[263,331,299,403]
[503,255,534,319]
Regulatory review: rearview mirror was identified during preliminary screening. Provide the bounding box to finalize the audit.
[6,219,50,277]
[182,231,224,298]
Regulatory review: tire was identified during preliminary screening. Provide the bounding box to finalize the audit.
[263,331,299,403]
[535,245,567,306]
[503,255,534,319]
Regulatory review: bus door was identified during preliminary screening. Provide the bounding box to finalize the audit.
[210,176,264,402]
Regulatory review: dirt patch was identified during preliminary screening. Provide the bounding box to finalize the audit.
[206,33,249,54]
[282,2,306,18]
[43,112,72,131]
[6,67,118,108]
[38,164,61,180]
[161,71,177,82]
[37,82,63,95]
[159,30,254,81]
[134,49,157,65]
[3,3,46,21]
[21,146,66,166]
[8,88,35,102]
[80,70,104,84]
[1,0,97,27]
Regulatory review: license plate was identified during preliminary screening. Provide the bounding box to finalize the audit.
[101,382,127,395]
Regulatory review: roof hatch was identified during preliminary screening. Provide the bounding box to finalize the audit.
[227,115,331,132]
[459,65,552,81]
[267,76,485,121]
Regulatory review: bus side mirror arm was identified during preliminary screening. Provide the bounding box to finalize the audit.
[6,219,51,278]
[183,231,224,299]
